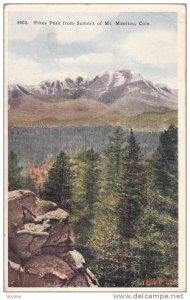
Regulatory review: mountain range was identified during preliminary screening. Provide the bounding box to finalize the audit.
[8,70,178,131]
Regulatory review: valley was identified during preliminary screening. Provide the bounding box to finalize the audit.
[9,125,162,164]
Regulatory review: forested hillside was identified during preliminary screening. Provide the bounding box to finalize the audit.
[8,126,178,287]
[9,126,161,164]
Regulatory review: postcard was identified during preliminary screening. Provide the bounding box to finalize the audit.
[4,4,186,292]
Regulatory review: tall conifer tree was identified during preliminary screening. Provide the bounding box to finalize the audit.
[102,126,125,196]
[43,151,72,208]
[118,129,146,239]
[152,125,178,203]
[116,129,146,286]
[72,149,100,245]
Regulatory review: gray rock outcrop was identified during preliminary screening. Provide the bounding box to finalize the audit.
[8,190,99,288]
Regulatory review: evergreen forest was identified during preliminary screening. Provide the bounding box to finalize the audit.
[8,125,178,287]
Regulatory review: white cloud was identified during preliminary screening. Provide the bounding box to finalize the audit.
[9,50,177,88]
[53,52,115,79]
[120,30,177,66]
[8,54,71,85]
[8,52,115,85]
[55,24,102,45]
[58,52,114,68]
[8,54,43,85]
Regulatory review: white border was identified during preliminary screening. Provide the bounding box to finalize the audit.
[1,0,189,299]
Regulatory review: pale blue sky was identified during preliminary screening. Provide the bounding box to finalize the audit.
[8,11,178,88]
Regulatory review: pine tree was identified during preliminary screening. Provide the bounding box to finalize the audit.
[131,126,178,286]
[131,170,178,286]
[8,151,23,191]
[102,126,125,196]
[116,129,147,286]
[86,128,125,286]
[118,129,146,239]
[72,149,100,245]
[152,125,178,202]
[89,193,120,287]
[43,151,72,209]
[147,126,178,283]
[130,165,167,286]
[78,149,100,208]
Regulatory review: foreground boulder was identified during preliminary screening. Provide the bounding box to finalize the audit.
[8,190,99,288]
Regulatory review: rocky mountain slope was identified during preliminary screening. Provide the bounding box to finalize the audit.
[8,190,98,288]
[9,70,177,106]
[8,70,178,129]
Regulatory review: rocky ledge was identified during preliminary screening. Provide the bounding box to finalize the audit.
[8,190,99,288]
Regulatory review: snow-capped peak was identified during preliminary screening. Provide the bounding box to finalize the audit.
[8,69,177,108]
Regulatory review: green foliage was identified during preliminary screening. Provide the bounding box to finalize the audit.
[8,151,36,192]
[8,125,178,287]
[147,126,178,282]
[77,149,100,205]
[89,194,120,287]
[71,149,100,245]
[21,175,36,193]
[103,127,125,195]
[117,129,146,239]
[152,125,178,201]
[131,192,178,285]
[85,128,126,286]
[129,126,178,286]
[43,151,73,209]
[84,127,178,287]
[9,126,161,164]
[8,151,23,190]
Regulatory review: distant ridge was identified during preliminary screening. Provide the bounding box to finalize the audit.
[9,69,177,107]
[8,69,177,130]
